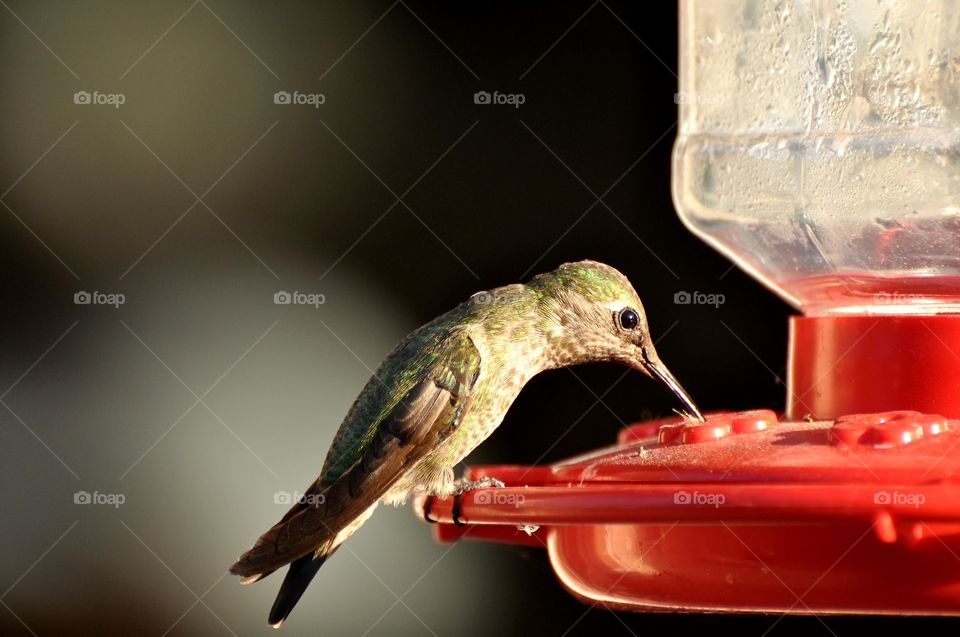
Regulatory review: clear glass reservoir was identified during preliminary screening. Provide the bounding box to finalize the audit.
[673,0,960,315]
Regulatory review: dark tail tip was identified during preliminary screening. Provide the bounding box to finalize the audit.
[267,548,337,628]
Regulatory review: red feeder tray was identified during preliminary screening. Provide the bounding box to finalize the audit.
[415,410,960,614]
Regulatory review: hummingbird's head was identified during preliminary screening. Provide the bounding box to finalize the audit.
[530,260,703,421]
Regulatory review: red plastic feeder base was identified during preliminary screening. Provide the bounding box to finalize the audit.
[415,410,960,615]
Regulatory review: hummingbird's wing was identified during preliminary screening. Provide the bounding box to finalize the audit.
[230,331,481,578]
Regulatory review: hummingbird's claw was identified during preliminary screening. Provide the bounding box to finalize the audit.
[452,494,467,527]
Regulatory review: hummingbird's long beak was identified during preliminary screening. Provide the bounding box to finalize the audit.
[639,350,704,422]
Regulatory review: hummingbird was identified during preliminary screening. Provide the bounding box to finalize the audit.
[230,260,703,627]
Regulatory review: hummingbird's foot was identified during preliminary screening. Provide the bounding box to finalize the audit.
[451,476,505,496]
[451,476,505,527]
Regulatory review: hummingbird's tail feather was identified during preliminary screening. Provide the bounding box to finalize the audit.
[268,545,338,629]
[229,507,338,579]
[232,371,472,626]
[231,377,459,579]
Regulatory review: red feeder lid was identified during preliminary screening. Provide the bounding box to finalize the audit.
[416,409,960,615]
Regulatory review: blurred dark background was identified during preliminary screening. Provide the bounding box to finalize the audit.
[0,1,952,635]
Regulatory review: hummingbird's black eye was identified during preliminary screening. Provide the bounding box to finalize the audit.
[618,308,639,331]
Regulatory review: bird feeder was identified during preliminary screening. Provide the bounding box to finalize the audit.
[417,0,960,614]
